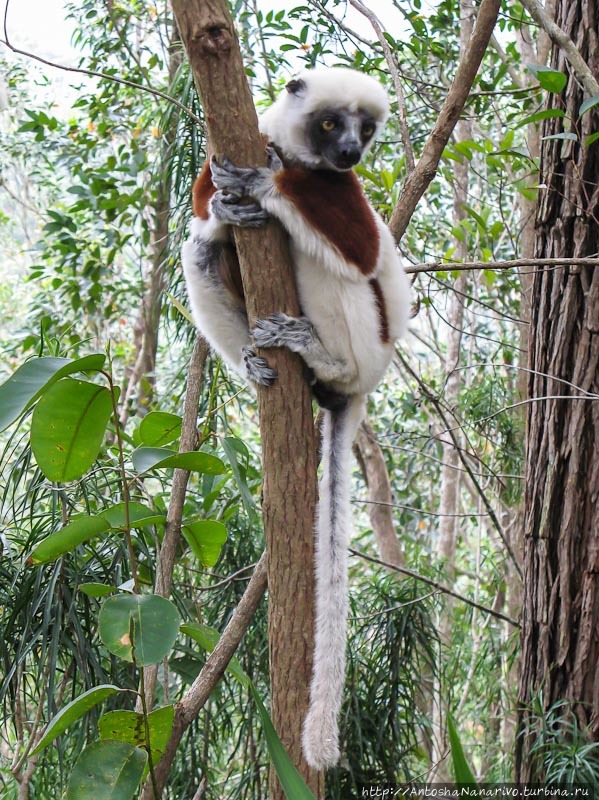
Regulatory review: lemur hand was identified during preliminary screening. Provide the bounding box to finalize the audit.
[210,151,282,200]
[211,191,269,228]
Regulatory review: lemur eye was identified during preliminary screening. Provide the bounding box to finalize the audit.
[362,123,375,138]
[321,119,336,132]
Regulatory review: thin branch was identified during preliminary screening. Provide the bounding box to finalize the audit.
[349,548,519,627]
[405,256,599,274]
[388,0,502,243]
[141,553,268,799]
[1,0,204,127]
[347,0,415,173]
[518,0,599,97]
[398,353,523,578]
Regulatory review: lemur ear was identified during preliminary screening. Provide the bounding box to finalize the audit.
[286,78,306,96]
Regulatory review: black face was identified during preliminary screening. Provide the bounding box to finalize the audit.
[307,108,377,171]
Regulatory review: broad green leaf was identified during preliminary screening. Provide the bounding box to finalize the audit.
[66,740,147,800]
[0,354,105,432]
[138,412,182,447]
[99,502,165,530]
[542,131,578,142]
[447,714,477,785]
[181,622,247,685]
[98,705,174,765]
[580,94,599,116]
[515,108,566,128]
[526,64,568,94]
[29,515,110,564]
[79,582,115,598]
[31,377,115,482]
[181,520,227,567]
[250,683,317,800]
[131,446,226,476]
[99,594,180,665]
[31,685,123,755]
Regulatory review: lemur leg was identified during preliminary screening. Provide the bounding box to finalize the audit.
[181,209,276,387]
[251,313,355,385]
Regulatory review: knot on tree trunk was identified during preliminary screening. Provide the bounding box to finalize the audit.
[198,24,232,54]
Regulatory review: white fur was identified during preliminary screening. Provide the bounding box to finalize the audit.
[181,67,410,770]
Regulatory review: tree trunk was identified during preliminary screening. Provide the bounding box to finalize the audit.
[168,3,321,797]
[516,0,599,778]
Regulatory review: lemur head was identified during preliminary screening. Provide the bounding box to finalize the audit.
[260,67,390,172]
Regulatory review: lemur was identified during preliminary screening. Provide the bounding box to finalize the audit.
[181,66,411,770]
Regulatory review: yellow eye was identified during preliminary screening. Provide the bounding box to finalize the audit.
[321,119,336,132]
[362,124,375,138]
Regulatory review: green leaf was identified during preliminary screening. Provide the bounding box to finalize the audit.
[181,520,227,567]
[79,582,115,598]
[181,622,247,685]
[66,740,147,800]
[98,594,180,665]
[0,354,105,432]
[99,502,165,530]
[515,108,566,128]
[29,515,111,564]
[542,131,579,142]
[585,131,599,147]
[131,447,226,476]
[447,714,477,785]
[98,705,174,765]
[31,685,123,755]
[164,291,194,324]
[250,683,317,800]
[526,64,568,94]
[580,94,599,116]
[31,378,115,482]
[221,437,256,517]
[138,412,182,447]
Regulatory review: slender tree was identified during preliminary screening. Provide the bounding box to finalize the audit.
[516,0,599,778]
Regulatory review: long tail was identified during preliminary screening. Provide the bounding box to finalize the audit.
[302,394,365,770]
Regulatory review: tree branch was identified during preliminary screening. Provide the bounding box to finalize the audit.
[405,256,599,274]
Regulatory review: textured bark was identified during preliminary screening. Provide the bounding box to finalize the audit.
[168,2,320,797]
[516,0,599,778]
[355,419,403,567]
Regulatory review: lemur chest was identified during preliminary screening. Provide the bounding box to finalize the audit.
[274,167,380,276]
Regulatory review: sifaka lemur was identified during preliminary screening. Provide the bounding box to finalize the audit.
[181,66,411,770]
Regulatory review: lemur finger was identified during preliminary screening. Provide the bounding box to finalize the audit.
[265,144,283,172]
[210,155,259,196]
[212,192,269,227]
[251,314,314,350]
[242,346,278,386]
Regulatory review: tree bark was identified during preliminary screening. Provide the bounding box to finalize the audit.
[516,0,599,778]
[168,2,321,797]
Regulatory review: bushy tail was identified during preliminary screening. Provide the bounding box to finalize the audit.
[302,395,365,770]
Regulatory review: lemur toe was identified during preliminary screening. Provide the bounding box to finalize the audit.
[242,346,277,386]
[265,144,283,172]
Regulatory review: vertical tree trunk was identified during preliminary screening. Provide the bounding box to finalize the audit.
[516,0,599,778]
[168,3,321,797]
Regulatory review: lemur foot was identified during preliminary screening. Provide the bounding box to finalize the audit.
[251,313,314,353]
[241,346,277,386]
[210,150,282,198]
[211,190,269,227]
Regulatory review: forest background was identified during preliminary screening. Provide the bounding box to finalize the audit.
[0,0,598,797]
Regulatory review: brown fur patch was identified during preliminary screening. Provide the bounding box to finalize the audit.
[192,160,216,220]
[274,168,379,275]
[369,278,390,344]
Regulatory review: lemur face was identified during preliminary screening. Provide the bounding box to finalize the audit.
[307,108,377,171]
